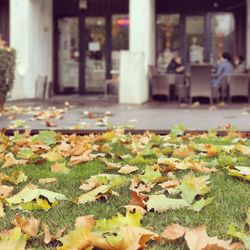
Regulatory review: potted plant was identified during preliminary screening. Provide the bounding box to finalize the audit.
[0,37,16,110]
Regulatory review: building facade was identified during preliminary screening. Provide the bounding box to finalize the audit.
[0,0,249,102]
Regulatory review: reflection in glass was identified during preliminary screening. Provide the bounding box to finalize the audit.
[85,17,106,92]
[58,18,79,91]
[210,13,234,65]
[156,14,180,71]
[186,16,205,64]
[112,15,129,71]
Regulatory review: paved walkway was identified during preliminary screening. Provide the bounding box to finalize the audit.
[1,95,250,131]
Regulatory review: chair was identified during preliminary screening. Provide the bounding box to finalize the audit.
[35,75,47,100]
[151,74,170,100]
[189,64,217,104]
[104,78,119,99]
[228,74,250,102]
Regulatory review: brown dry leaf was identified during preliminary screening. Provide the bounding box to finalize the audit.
[161,223,186,241]
[187,161,218,173]
[130,176,152,193]
[100,158,121,170]
[129,190,147,209]
[0,199,5,218]
[42,223,66,244]
[79,179,101,191]
[30,144,51,153]
[12,214,40,237]
[2,152,27,168]
[38,178,57,185]
[0,185,14,197]
[172,147,194,158]
[123,205,147,216]
[185,225,232,250]
[68,143,93,156]
[118,165,139,175]
[75,215,95,229]
[158,180,180,189]
[68,150,93,166]
[119,226,160,250]
[45,120,57,127]
[24,182,38,190]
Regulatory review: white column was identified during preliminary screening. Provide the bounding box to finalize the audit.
[247,0,250,68]
[119,0,155,104]
[129,0,156,68]
[10,0,53,100]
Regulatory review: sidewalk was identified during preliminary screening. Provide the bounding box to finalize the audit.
[1,95,250,131]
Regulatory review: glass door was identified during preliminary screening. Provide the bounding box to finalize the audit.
[58,17,79,93]
[185,16,205,64]
[85,17,106,93]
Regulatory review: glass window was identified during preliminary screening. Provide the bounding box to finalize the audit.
[156,14,180,72]
[112,15,129,71]
[85,17,106,92]
[58,18,79,91]
[210,13,234,65]
[186,16,205,64]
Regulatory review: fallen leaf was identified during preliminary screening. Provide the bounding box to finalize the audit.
[2,153,27,168]
[158,180,180,189]
[192,197,214,212]
[0,199,5,218]
[3,170,27,185]
[42,223,65,244]
[118,165,139,175]
[129,190,147,208]
[123,205,147,216]
[146,195,190,213]
[185,225,232,250]
[12,214,40,237]
[0,185,14,197]
[38,178,57,184]
[68,151,93,166]
[161,223,186,240]
[75,215,95,229]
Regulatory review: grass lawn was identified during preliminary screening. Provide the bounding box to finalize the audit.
[0,127,250,249]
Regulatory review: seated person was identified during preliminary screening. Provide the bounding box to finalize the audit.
[166,53,185,74]
[234,55,246,73]
[212,52,234,87]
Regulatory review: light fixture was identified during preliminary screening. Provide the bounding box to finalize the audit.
[79,0,87,10]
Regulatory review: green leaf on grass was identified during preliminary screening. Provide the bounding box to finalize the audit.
[178,173,211,204]
[228,225,250,249]
[146,195,190,213]
[139,166,162,184]
[191,197,214,212]
[94,209,142,232]
[32,130,57,146]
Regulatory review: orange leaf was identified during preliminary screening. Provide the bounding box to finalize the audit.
[2,152,27,168]
[75,215,95,229]
[118,165,139,175]
[185,225,232,250]
[12,214,40,237]
[161,224,186,240]
[0,185,14,197]
[158,180,180,189]
[129,190,147,209]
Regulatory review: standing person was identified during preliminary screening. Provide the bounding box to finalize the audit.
[234,55,246,73]
[166,52,185,74]
[212,52,234,87]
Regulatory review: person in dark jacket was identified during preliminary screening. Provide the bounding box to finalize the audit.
[166,53,185,74]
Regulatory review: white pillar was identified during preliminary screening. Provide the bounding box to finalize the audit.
[10,0,53,100]
[247,0,250,68]
[129,0,156,68]
[119,0,155,104]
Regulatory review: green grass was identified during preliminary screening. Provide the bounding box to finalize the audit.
[1,130,250,249]
[1,159,250,249]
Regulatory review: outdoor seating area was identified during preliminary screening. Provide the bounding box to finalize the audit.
[149,64,250,103]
